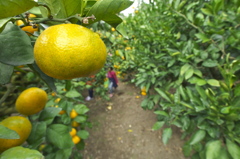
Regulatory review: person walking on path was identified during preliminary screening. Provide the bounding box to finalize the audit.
[107,67,118,97]
[85,75,95,101]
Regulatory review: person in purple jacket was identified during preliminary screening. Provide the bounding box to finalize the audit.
[107,67,118,97]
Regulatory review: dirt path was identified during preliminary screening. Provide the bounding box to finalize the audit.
[82,81,187,159]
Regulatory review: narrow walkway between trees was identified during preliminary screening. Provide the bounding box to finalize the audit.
[82,81,187,159]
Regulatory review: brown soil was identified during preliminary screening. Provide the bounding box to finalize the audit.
[82,81,187,159]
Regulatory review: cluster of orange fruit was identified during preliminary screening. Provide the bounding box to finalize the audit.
[0,87,48,153]
[16,13,38,36]
[69,128,81,144]
[53,96,80,128]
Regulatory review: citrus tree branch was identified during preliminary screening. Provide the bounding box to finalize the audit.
[0,84,14,106]
[172,9,226,58]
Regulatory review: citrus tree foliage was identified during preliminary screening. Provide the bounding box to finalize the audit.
[110,0,240,158]
[0,0,133,158]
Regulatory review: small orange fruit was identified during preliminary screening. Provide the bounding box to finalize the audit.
[72,135,81,144]
[70,109,78,119]
[15,87,48,116]
[141,91,147,96]
[59,110,66,115]
[54,98,61,103]
[69,128,77,137]
[71,121,80,127]
[111,27,116,31]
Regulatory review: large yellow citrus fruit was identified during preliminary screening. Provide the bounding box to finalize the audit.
[0,116,32,153]
[34,24,107,80]
[15,87,48,116]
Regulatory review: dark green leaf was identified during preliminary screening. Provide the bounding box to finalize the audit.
[30,62,56,92]
[226,139,240,159]
[87,0,133,27]
[0,146,44,159]
[74,104,89,114]
[152,121,165,131]
[154,88,172,102]
[202,60,218,67]
[46,124,74,149]
[195,85,207,100]
[0,0,37,19]
[0,17,12,33]
[27,122,47,146]
[39,107,62,125]
[0,62,13,84]
[0,23,34,66]
[74,116,87,123]
[55,149,72,159]
[201,8,213,15]
[195,33,210,43]
[154,110,169,117]
[205,140,222,159]
[77,130,89,139]
[234,84,240,96]
[207,79,220,87]
[185,67,194,80]
[162,128,172,145]
[189,130,206,145]
[180,63,191,76]
[182,143,192,157]
[0,125,19,139]
[65,89,81,98]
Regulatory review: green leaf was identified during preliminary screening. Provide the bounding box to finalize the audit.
[226,139,240,159]
[46,124,74,149]
[0,146,44,159]
[154,88,172,102]
[205,140,222,159]
[0,125,19,139]
[39,0,83,19]
[195,85,207,100]
[180,63,191,76]
[74,116,87,123]
[0,23,34,66]
[86,0,133,27]
[0,0,37,19]
[189,130,206,145]
[201,8,213,15]
[162,128,172,145]
[30,62,56,92]
[234,84,240,96]
[207,79,220,87]
[152,121,165,130]
[77,130,89,139]
[220,106,231,114]
[195,33,210,43]
[55,149,72,159]
[154,110,169,117]
[202,60,218,67]
[27,122,47,146]
[182,143,192,157]
[65,90,81,98]
[39,107,62,125]
[194,69,203,78]
[0,17,12,33]
[74,104,89,114]
[0,62,14,84]
[185,67,194,80]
